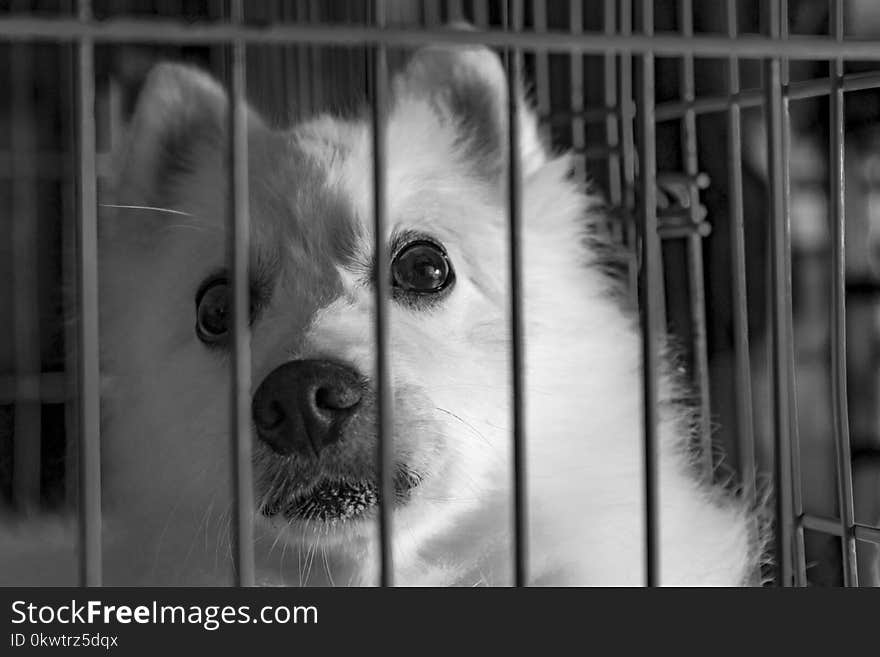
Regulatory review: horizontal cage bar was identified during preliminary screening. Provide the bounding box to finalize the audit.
[3,18,880,59]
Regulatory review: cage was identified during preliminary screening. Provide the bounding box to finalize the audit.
[0,0,879,587]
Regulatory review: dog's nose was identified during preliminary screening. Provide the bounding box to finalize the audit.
[252,359,363,457]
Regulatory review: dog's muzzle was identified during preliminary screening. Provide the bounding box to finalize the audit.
[252,359,363,458]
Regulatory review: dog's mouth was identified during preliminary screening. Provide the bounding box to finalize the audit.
[258,467,422,523]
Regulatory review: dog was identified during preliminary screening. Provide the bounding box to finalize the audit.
[1,44,758,586]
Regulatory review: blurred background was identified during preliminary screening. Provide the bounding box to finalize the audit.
[1,0,880,585]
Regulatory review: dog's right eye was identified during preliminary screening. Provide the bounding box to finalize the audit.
[391,240,454,295]
[195,278,230,345]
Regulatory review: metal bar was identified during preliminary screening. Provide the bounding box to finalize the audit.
[531,0,551,146]
[637,0,660,588]
[504,0,528,587]
[656,171,710,188]
[541,70,880,126]
[659,70,880,120]
[295,1,312,118]
[602,0,621,213]
[6,18,880,59]
[657,90,765,121]
[227,0,255,587]
[267,0,287,124]
[855,524,880,545]
[778,0,807,588]
[618,0,638,298]
[75,0,102,587]
[472,0,489,27]
[569,0,585,183]
[446,0,464,22]
[801,514,880,544]
[250,3,272,124]
[658,224,711,240]
[800,513,842,536]
[829,0,859,587]
[10,37,42,514]
[542,105,626,126]
[39,143,719,178]
[59,9,80,510]
[764,0,794,588]
[280,0,295,121]
[308,0,323,113]
[724,0,759,587]
[816,69,880,95]
[678,0,712,481]
[370,0,394,588]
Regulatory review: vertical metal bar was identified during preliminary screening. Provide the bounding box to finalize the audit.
[11,38,41,514]
[446,0,464,22]
[308,0,324,113]
[76,0,102,587]
[62,32,80,510]
[603,0,621,211]
[272,0,292,125]
[371,0,394,588]
[280,1,295,121]
[251,2,273,124]
[678,0,713,480]
[618,0,638,297]
[569,1,585,183]
[637,0,660,588]
[531,0,551,146]
[295,1,312,118]
[725,0,759,586]
[228,0,255,587]
[764,0,795,587]
[504,0,528,587]
[829,0,859,587]
[472,0,489,27]
[779,0,807,587]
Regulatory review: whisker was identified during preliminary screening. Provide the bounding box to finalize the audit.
[100,203,192,216]
[435,407,492,446]
[322,545,335,586]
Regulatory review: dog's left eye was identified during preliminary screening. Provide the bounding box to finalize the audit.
[195,279,230,345]
[391,241,454,294]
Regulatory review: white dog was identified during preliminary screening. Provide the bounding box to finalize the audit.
[1,44,758,586]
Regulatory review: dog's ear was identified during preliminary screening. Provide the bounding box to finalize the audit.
[113,63,259,205]
[392,39,547,182]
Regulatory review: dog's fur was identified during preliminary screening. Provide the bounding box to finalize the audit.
[1,45,757,586]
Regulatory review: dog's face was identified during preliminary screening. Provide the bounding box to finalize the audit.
[98,47,550,579]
